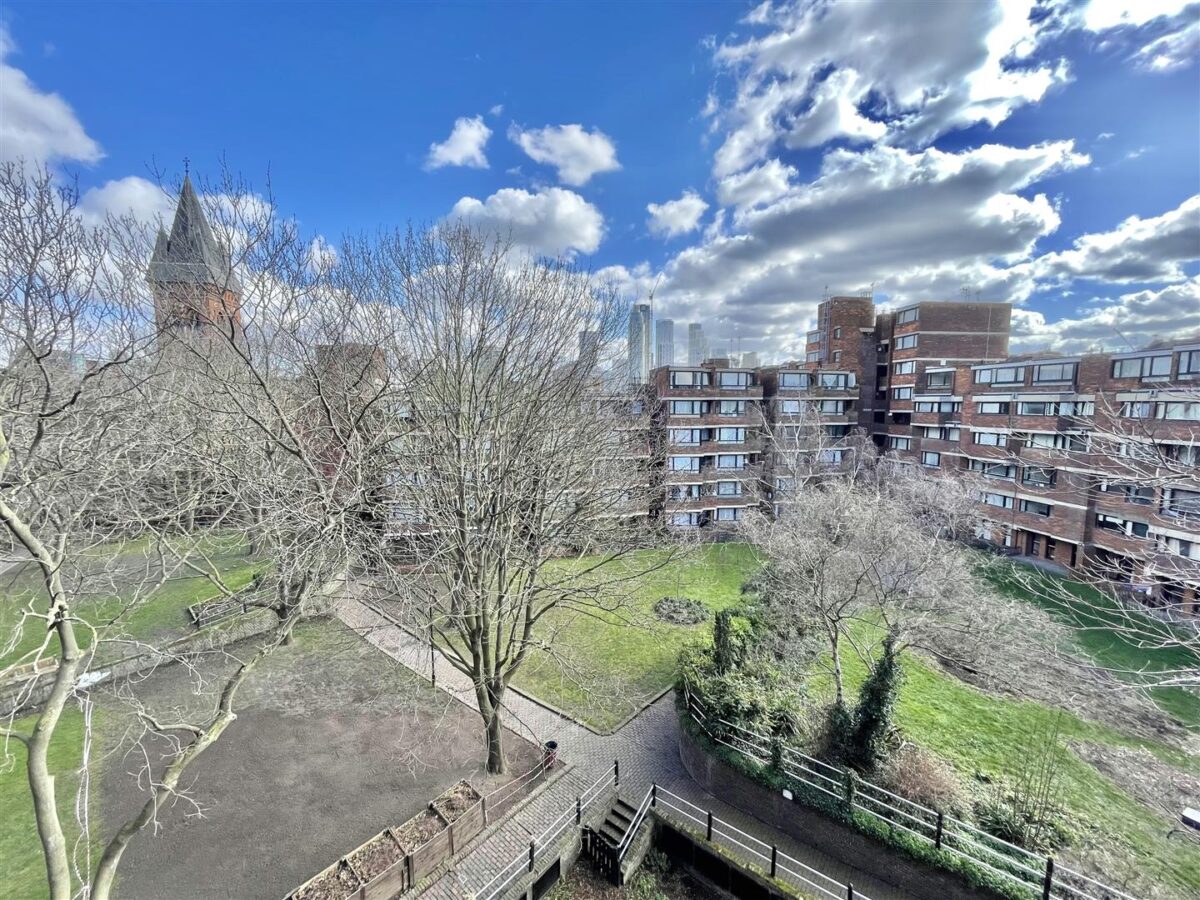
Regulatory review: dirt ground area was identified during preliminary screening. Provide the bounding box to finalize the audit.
[546,850,722,900]
[96,617,539,900]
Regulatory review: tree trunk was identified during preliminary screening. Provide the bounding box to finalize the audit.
[485,710,506,775]
[830,625,845,708]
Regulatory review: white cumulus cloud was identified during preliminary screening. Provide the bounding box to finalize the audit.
[508,123,621,186]
[647,191,709,238]
[0,25,103,165]
[447,186,605,257]
[425,115,492,170]
[1034,195,1200,284]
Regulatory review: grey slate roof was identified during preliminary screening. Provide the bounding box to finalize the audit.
[147,176,240,293]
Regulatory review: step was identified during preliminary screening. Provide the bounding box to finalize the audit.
[600,821,626,845]
[615,798,638,817]
[608,805,633,826]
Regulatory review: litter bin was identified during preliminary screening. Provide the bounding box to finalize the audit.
[543,740,558,769]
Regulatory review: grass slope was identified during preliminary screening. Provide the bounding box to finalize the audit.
[0,709,93,900]
[511,543,759,731]
[982,559,1200,729]
[1,536,263,670]
[815,627,1200,895]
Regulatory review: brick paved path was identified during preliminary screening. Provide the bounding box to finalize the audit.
[337,598,918,900]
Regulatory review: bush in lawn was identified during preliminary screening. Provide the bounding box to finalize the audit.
[883,745,968,818]
[654,596,706,625]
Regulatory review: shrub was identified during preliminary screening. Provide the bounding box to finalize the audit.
[882,745,968,817]
[653,596,706,625]
[974,788,1072,854]
[846,632,903,772]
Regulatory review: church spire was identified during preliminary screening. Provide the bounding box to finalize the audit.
[147,175,240,293]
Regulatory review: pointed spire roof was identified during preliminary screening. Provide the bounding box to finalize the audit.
[147,176,240,292]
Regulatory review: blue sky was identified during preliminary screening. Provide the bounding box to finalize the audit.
[3,0,1198,360]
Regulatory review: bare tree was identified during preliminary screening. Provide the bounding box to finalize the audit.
[0,160,394,900]
[1004,386,1200,689]
[740,463,1005,706]
[346,224,669,772]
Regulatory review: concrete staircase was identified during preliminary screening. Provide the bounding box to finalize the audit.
[598,796,639,849]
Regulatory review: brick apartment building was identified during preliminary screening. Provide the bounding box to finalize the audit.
[650,360,766,528]
[798,296,1199,616]
[647,295,1198,616]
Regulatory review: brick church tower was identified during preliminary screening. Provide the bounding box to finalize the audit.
[147,176,243,344]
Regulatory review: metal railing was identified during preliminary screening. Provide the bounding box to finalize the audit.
[649,783,875,900]
[682,684,1139,900]
[475,760,618,900]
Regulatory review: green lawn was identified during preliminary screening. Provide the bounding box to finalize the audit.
[510,543,760,731]
[810,624,1200,896]
[0,709,94,900]
[982,558,1200,729]
[1,535,263,671]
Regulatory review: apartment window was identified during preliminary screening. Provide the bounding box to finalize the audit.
[969,460,1015,479]
[973,431,1008,447]
[779,399,804,415]
[832,350,842,364]
[895,334,918,350]
[1180,350,1200,376]
[716,427,746,443]
[779,372,810,388]
[833,326,842,339]
[825,425,850,437]
[716,454,747,469]
[921,426,961,441]
[1020,500,1052,517]
[888,436,911,451]
[670,400,703,416]
[894,361,916,375]
[1023,432,1088,452]
[914,400,962,414]
[715,507,741,522]
[718,399,746,417]
[981,492,1014,509]
[671,512,702,527]
[1095,514,1149,538]
[1017,400,1093,416]
[975,365,1025,385]
[1099,482,1155,505]
[1159,401,1200,421]
[1112,355,1171,379]
[668,484,701,500]
[819,448,845,464]
[1120,400,1154,418]
[818,373,851,389]
[716,480,743,496]
[921,451,941,467]
[896,307,919,325]
[976,401,1011,415]
[669,456,701,472]
[806,350,821,363]
[817,400,846,414]
[670,369,711,388]
[718,371,751,389]
[1161,443,1200,465]
[925,371,952,389]
[1033,362,1076,383]
[807,330,821,344]
[892,386,913,401]
[1163,488,1200,518]
[670,429,702,445]
[1021,467,1055,487]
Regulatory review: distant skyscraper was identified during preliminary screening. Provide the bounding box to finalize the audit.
[655,318,675,368]
[741,350,761,369]
[628,303,652,384]
[578,329,599,365]
[687,322,707,365]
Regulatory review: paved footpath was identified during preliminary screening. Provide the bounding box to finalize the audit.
[337,597,919,900]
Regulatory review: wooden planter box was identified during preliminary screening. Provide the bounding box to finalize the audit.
[396,808,451,884]
[289,860,362,900]
[345,828,410,900]
[431,781,485,853]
